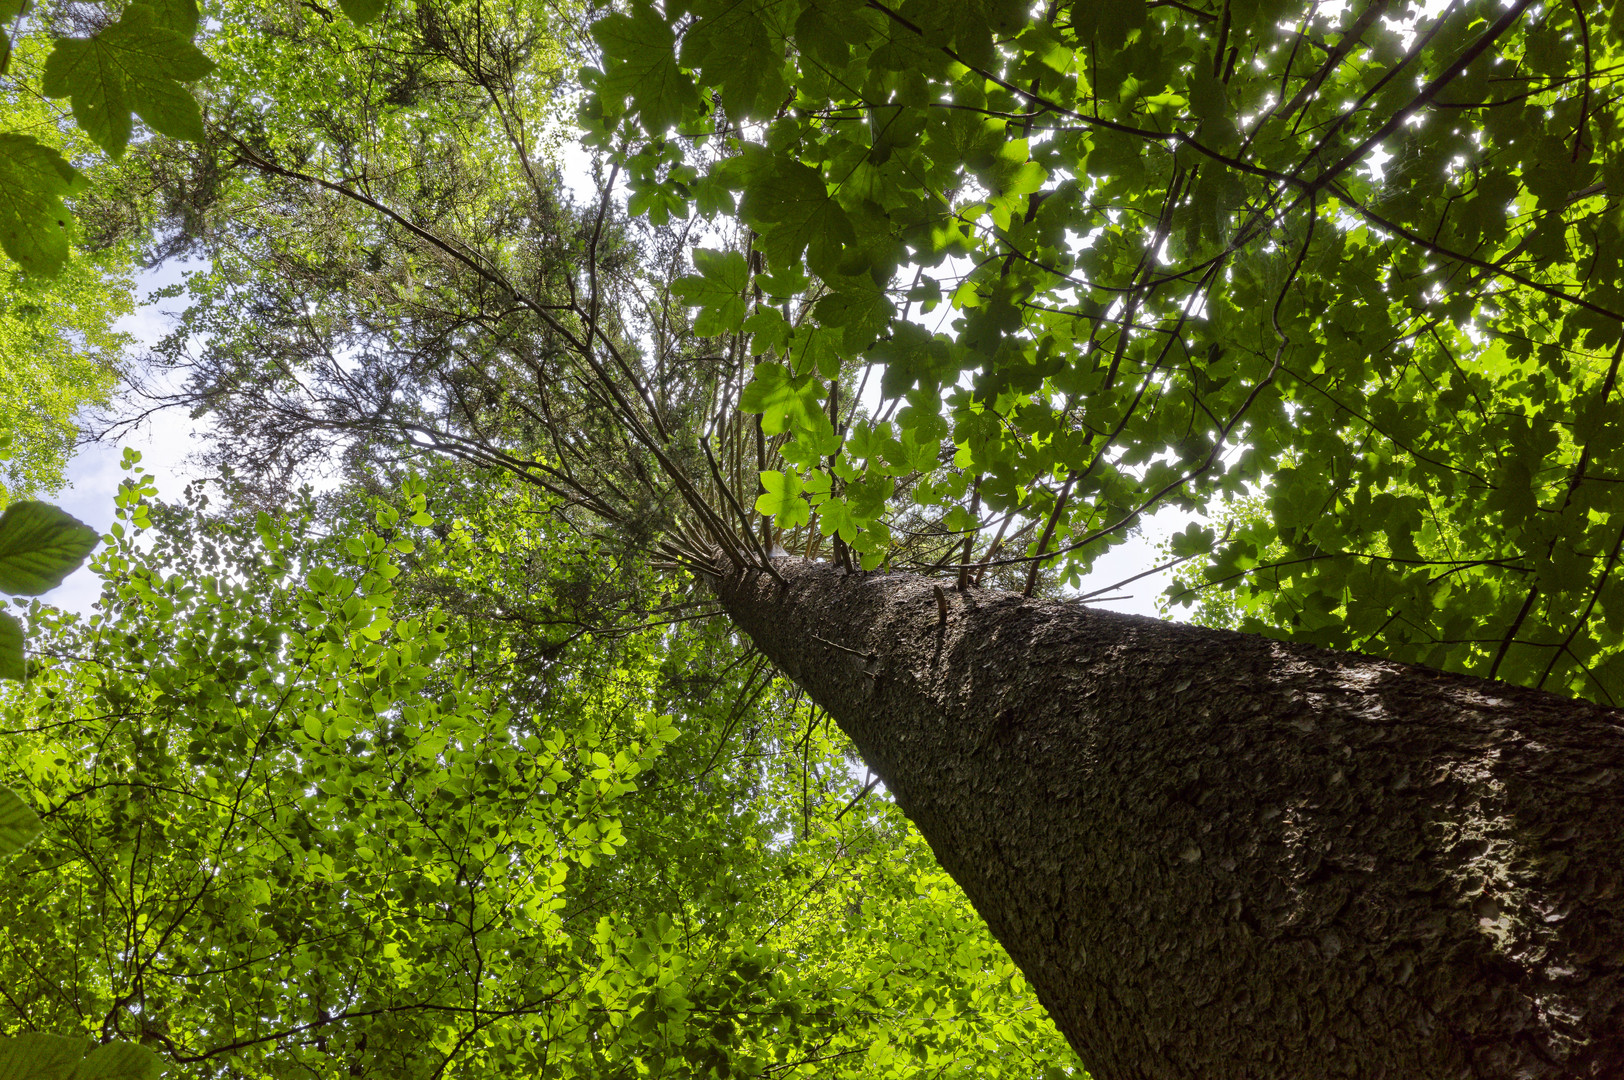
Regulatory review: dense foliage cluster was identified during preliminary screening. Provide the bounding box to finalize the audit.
[582,0,1624,702]
[1,460,1079,1076]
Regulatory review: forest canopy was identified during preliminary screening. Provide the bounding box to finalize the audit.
[1,0,1622,1075]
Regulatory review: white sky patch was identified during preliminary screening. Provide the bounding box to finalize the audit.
[557,127,599,206]
[54,259,210,615]
[1361,142,1395,184]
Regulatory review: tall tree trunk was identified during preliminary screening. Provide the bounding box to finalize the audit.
[712,558,1624,1079]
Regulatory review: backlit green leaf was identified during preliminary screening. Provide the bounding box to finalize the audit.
[754,470,810,529]
[739,157,854,278]
[0,500,99,596]
[0,1033,159,1080]
[74,1041,164,1080]
[739,362,809,435]
[670,248,749,336]
[592,4,699,136]
[335,0,386,24]
[0,612,21,681]
[41,3,214,158]
[142,0,199,38]
[0,785,41,856]
[0,1034,79,1080]
[0,135,84,275]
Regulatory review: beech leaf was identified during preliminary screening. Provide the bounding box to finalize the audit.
[72,1042,166,1080]
[335,0,386,25]
[0,612,21,681]
[0,1032,162,1080]
[0,784,41,856]
[0,500,100,596]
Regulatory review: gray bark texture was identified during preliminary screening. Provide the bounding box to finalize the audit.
[711,556,1624,1080]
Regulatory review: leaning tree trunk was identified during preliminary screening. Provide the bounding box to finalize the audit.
[711,557,1624,1079]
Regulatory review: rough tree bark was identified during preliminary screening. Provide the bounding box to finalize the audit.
[712,557,1624,1080]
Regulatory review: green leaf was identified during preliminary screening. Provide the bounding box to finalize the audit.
[1069,0,1144,47]
[0,134,84,275]
[0,500,100,596]
[0,785,42,857]
[1187,70,1227,121]
[670,249,750,336]
[789,324,842,380]
[817,497,857,542]
[754,470,810,529]
[335,0,386,24]
[0,1033,161,1080]
[0,0,25,64]
[679,0,788,121]
[75,1041,165,1080]
[794,0,862,67]
[593,4,700,136]
[0,611,21,681]
[743,306,790,355]
[813,277,894,350]
[143,0,199,38]
[1169,523,1216,558]
[974,139,1047,198]
[0,1033,81,1080]
[41,3,215,159]
[739,362,810,435]
[739,157,854,278]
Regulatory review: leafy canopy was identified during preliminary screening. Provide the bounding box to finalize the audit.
[0,247,133,497]
[10,0,1624,1073]
[588,0,1624,703]
[0,0,214,273]
[0,459,1081,1077]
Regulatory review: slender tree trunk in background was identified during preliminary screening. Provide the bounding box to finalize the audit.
[712,558,1624,1079]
